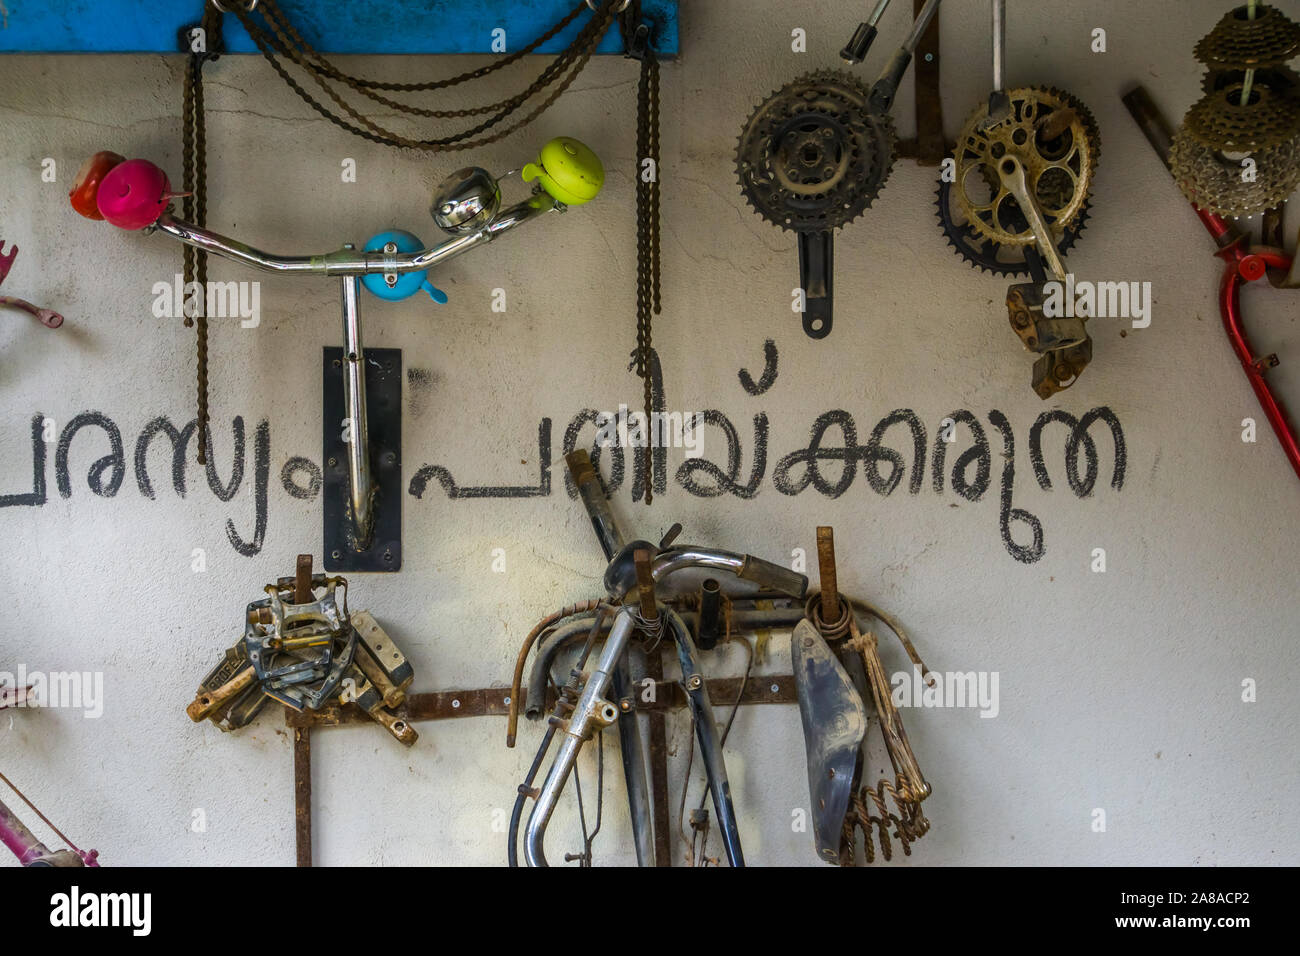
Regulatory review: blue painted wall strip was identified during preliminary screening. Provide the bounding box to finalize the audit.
[0,1,678,55]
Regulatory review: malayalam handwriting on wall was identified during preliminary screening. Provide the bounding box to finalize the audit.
[0,343,1125,564]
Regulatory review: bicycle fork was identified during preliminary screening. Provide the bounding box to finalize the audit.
[521,607,745,867]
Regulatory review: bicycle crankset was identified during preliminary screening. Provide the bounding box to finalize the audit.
[736,70,896,339]
[938,85,1102,398]
[938,86,1100,271]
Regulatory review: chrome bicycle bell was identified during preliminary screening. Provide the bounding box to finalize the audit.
[431,166,501,235]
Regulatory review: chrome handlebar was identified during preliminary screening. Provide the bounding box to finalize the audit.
[149,192,561,278]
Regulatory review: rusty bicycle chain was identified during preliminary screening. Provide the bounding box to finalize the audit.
[256,0,590,116]
[624,1,661,504]
[229,0,619,151]
[182,2,224,465]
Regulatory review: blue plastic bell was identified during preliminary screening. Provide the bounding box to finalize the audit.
[360,229,447,303]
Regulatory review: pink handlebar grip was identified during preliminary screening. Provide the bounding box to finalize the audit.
[96,159,174,230]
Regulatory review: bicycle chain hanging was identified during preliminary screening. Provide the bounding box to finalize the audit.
[225,0,619,151]
[621,1,661,505]
[181,2,224,464]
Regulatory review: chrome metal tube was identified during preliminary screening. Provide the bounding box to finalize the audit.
[991,0,1005,93]
[340,275,373,547]
[150,193,560,279]
[652,546,808,596]
[524,610,636,867]
[650,546,747,582]
[903,0,943,53]
[868,0,893,26]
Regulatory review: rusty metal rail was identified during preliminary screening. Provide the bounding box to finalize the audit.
[284,673,798,865]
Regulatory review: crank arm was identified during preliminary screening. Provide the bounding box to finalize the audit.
[797,231,834,339]
[0,296,64,329]
[995,154,1068,280]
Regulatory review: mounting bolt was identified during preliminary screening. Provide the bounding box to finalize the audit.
[770,683,780,693]
[686,675,703,691]
[328,457,338,468]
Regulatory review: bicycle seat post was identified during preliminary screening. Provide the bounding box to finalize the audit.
[339,260,374,549]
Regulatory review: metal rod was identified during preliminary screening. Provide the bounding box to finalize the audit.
[668,609,744,867]
[697,578,722,650]
[643,649,673,867]
[565,449,625,560]
[991,0,1005,93]
[611,657,655,866]
[902,0,942,54]
[293,726,312,867]
[816,526,840,622]
[869,0,944,113]
[340,274,374,548]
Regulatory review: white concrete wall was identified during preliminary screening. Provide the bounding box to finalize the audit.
[1,0,1297,866]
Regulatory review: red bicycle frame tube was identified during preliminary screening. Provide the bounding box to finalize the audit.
[1215,241,1300,482]
[1122,86,1300,484]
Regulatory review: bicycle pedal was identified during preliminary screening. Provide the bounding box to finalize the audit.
[192,640,268,732]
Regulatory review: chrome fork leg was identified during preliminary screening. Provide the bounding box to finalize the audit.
[524,611,636,867]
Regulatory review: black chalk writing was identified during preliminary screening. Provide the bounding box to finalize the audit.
[738,339,779,396]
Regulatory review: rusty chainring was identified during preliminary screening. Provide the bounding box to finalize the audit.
[736,70,896,234]
[949,86,1099,252]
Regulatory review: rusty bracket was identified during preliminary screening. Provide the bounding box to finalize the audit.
[284,673,797,866]
[895,0,949,166]
[284,676,798,729]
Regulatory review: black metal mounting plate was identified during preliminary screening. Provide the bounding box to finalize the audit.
[322,346,402,573]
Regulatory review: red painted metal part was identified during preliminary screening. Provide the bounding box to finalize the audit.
[1211,235,1300,482]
